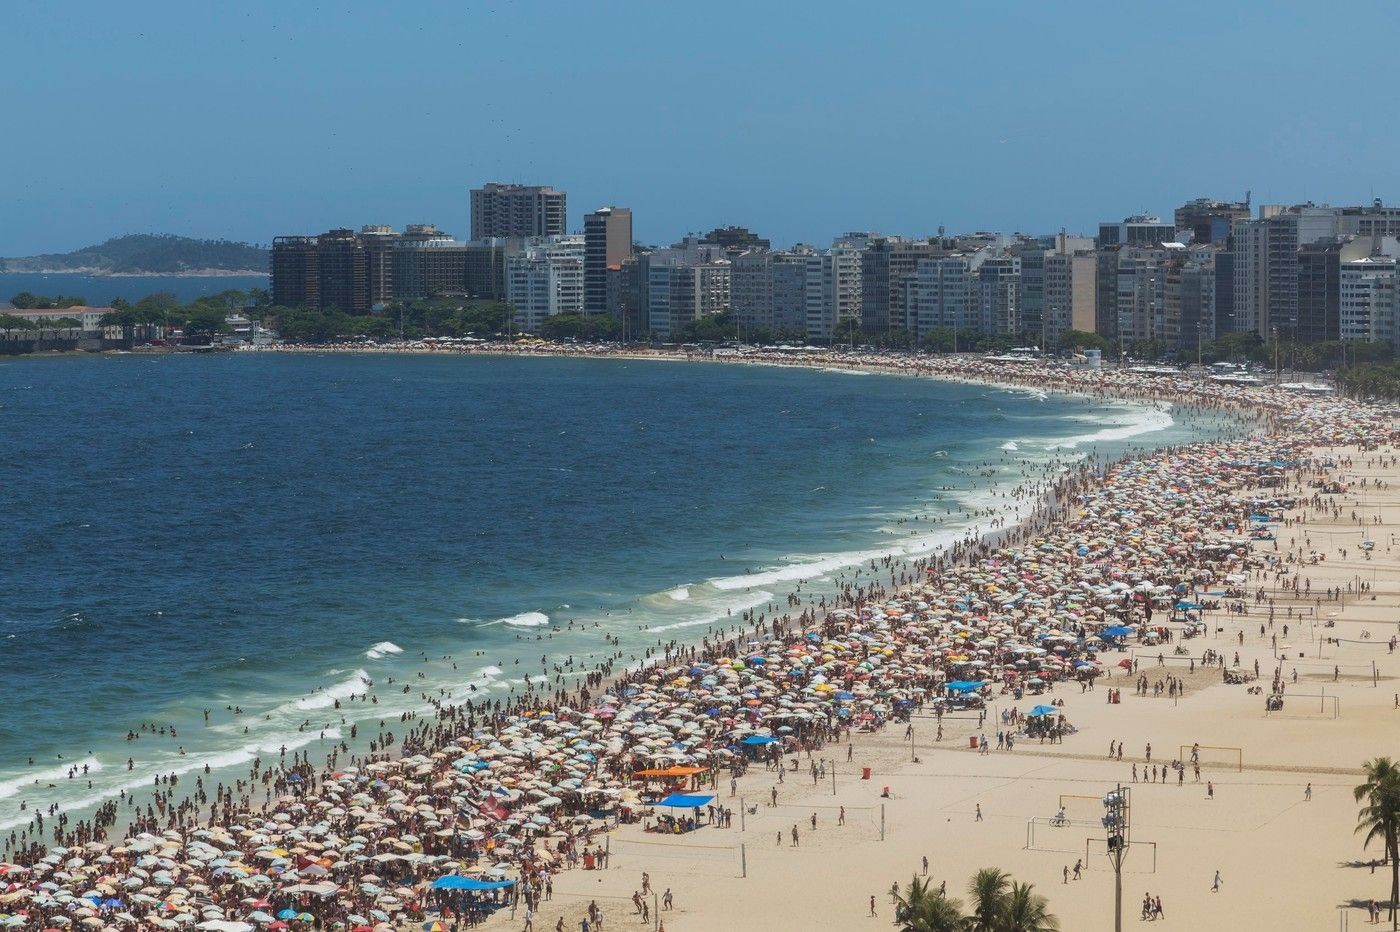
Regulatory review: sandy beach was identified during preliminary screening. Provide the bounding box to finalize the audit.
[5,349,1398,932]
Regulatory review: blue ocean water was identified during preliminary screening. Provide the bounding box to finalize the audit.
[0,272,268,308]
[0,353,1228,829]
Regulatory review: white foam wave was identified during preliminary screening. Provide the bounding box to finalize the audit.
[365,641,404,660]
[645,590,775,633]
[293,669,371,710]
[667,587,691,601]
[0,757,104,802]
[0,729,341,833]
[501,611,550,628]
[1000,441,1019,451]
[1045,406,1174,449]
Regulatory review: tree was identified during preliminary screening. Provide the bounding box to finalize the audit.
[999,881,1059,932]
[966,867,1012,931]
[894,876,966,932]
[1056,330,1110,354]
[182,308,231,341]
[1356,757,1400,929]
[0,314,38,330]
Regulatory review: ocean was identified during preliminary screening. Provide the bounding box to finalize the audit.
[0,353,1231,833]
[0,272,268,308]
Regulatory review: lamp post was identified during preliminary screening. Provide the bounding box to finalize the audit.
[1103,785,1131,932]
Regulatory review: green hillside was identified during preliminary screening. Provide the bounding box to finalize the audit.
[0,234,268,274]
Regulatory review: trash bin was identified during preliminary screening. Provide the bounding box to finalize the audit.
[969,736,979,749]
[861,767,871,780]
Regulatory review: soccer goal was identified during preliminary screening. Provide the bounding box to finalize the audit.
[1181,744,1242,772]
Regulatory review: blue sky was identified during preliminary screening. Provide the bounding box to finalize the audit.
[4,0,1397,255]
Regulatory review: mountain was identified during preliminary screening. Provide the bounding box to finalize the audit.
[0,234,268,275]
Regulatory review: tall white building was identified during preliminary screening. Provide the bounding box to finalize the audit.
[911,253,982,338]
[505,235,584,332]
[1340,255,1398,346]
[804,238,865,340]
[641,239,730,338]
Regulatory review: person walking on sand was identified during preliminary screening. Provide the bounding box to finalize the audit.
[1212,869,1222,892]
[869,895,877,917]
[791,824,800,847]
[1207,780,1214,799]
[1305,782,1312,801]
[975,803,983,821]
[922,855,928,876]
[1063,865,1069,884]
[1073,858,1082,880]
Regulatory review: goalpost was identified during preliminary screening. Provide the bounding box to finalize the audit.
[1181,744,1242,772]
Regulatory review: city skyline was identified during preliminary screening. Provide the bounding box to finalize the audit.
[8,1,1400,256]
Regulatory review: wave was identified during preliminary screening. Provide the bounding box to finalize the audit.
[365,640,404,660]
[1045,406,1174,449]
[293,669,371,711]
[1000,441,1019,451]
[645,590,776,633]
[501,611,550,628]
[0,728,341,834]
[667,587,691,601]
[0,756,104,802]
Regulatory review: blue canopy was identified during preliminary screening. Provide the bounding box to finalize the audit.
[1249,514,1273,522]
[432,875,517,891]
[1174,601,1203,611]
[656,793,715,809]
[741,735,777,745]
[945,680,986,693]
[1102,625,1134,638]
[1029,705,1058,717]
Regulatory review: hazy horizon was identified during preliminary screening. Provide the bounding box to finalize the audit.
[7,0,1399,256]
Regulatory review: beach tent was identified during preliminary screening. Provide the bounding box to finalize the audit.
[944,681,986,693]
[740,736,777,746]
[654,794,715,809]
[431,876,516,891]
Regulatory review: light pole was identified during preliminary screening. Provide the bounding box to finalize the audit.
[1103,785,1131,932]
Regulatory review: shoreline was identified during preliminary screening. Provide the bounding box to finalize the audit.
[1,350,1395,931]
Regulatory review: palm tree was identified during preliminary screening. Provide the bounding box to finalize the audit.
[998,881,1059,932]
[894,876,966,932]
[1356,757,1400,930]
[966,867,1012,932]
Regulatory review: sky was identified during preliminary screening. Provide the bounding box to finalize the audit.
[4,0,1399,256]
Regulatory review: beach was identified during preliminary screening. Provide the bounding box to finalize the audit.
[2,350,1396,932]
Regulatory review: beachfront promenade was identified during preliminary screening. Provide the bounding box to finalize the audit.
[5,350,1400,931]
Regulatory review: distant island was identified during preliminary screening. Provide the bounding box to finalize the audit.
[0,234,268,276]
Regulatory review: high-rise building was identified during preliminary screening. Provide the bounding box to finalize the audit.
[271,226,400,313]
[392,225,468,301]
[463,241,513,300]
[584,207,633,317]
[730,248,811,333]
[911,253,981,339]
[506,235,585,332]
[861,238,942,332]
[1043,246,1098,343]
[805,238,866,341]
[699,226,770,256]
[1340,200,1400,237]
[1174,198,1251,245]
[1098,215,1176,248]
[270,236,320,309]
[1296,239,1352,344]
[1231,205,1342,337]
[1340,254,1398,346]
[469,183,567,240]
[976,256,1021,335]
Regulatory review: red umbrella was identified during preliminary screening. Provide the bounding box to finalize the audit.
[1117,659,1133,669]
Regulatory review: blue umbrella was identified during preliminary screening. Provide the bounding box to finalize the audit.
[1029,705,1058,717]
[277,910,299,920]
